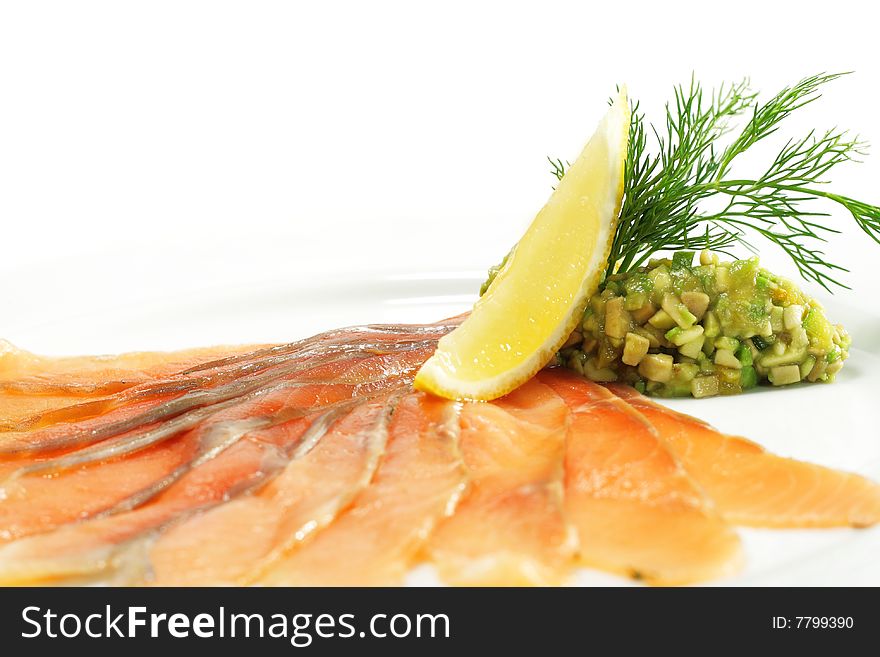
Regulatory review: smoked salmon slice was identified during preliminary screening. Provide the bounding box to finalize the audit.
[256,392,467,586]
[0,380,361,544]
[426,378,576,586]
[146,394,397,585]
[0,344,426,541]
[0,343,430,543]
[0,339,429,454]
[0,397,393,585]
[0,328,444,584]
[0,341,263,430]
[1,313,878,586]
[538,369,742,584]
[0,340,263,395]
[607,384,880,528]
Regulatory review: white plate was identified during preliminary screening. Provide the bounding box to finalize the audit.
[2,250,879,587]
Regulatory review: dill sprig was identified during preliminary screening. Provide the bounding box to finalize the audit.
[556,73,880,290]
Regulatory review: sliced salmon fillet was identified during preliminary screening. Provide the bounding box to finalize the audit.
[426,378,576,586]
[0,429,199,543]
[0,398,396,585]
[2,311,877,587]
[0,340,432,455]
[257,392,467,586]
[538,370,742,584]
[0,337,432,549]
[0,339,426,541]
[0,340,263,392]
[0,317,457,409]
[0,378,372,543]
[608,384,880,528]
[146,395,396,585]
[0,341,263,428]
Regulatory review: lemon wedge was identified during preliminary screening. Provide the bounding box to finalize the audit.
[414,88,630,401]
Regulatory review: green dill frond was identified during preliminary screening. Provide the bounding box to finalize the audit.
[552,73,880,291]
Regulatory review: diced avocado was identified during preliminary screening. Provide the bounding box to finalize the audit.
[625,293,648,311]
[647,265,672,303]
[696,351,716,375]
[558,252,849,399]
[672,251,694,270]
[633,325,662,349]
[769,364,801,386]
[691,375,719,398]
[735,343,753,367]
[783,304,804,331]
[648,309,677,330]
[665,326,682,344]
[661,293,697,329]
[803,308,835,352]
[693,265,717,297]
[701,337,715,357]
[595,335,622,368]
[709,260,771,338]
[623,272,654,311]
[638,353,674,382]
[714,348,742,369]
[800,356,816,379]
[582,307,598,333]
[770,305,784,332]
[584,357,618,382]
[759,348,807,368]
[703,310,720,338]
[680,290,710,322]
[660,363,700,396]
[740,366,758,389]
[790,326,809,350]
[678,335,705,360]
[674,362,699,381]
[745,338,760,359]
[630,302,657,324]
[728,257,762,285]
[717,366,742,386]
[715,295,769,338]
[666,325,704,347]
[604,296,632,340]
[714,336,740,352]
[622,332,651,366]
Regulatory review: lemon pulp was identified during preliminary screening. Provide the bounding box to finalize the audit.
[415,88,630,401]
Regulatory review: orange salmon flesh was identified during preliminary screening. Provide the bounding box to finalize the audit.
[0,320,877,586]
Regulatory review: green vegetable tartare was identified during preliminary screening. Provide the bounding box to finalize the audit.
[478,74,880,399]
[555,250,850,398]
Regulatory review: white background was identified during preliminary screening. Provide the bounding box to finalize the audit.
[2,0,879,353]
[1,1,879,586]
